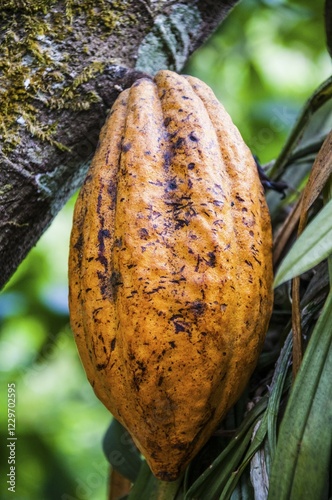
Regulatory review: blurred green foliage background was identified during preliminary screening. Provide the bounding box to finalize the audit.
[0,0,330,498]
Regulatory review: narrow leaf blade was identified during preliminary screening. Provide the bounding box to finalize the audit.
[274,199,332,287]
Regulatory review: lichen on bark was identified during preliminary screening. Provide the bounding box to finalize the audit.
[0,0,139,153]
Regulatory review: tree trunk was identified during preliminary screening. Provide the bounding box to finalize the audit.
[0,0,238,288]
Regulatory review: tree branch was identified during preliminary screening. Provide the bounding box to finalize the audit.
[0,0,238,288]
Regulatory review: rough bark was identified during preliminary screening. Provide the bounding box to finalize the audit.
[0,0,238,289]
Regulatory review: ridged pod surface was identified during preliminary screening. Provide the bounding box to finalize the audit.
[69,70,273,481]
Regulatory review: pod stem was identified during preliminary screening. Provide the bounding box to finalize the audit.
[155,476,183,500]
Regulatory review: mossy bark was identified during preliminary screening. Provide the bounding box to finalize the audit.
[0,0,238,288]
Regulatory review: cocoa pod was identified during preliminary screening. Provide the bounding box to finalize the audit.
[68,70,273,481]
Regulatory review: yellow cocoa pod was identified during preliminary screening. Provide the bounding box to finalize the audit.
[69,70,273,481]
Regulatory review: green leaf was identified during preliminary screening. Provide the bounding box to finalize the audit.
[274,199,332,287]
[102,418,142,483]
[268,291,332,500]
[266,333,293,462]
